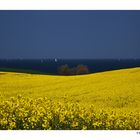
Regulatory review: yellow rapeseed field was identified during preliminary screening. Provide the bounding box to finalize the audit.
[0,67,140,130]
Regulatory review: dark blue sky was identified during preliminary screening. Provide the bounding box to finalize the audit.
[0,10,140,59]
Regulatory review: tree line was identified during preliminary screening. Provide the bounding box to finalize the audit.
[58,64,89,75]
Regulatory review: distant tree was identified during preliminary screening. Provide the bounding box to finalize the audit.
[76,64,89,75]
[58,64,70,75]
[58,64,89,75]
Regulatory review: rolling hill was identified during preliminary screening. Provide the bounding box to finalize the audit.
[0,67,140,129]
[0,67,140,108]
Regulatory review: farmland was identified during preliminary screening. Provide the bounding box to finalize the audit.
[0,67,140,130]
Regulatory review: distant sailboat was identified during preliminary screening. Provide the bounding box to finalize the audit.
[55,58,58,62]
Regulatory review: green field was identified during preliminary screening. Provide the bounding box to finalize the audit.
[0,67,140,130]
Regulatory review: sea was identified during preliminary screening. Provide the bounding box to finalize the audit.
[0,59,140,74]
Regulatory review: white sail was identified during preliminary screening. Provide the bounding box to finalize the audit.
[55,58,57,62]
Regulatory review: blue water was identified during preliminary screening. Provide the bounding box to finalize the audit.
[0,59,140,74]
